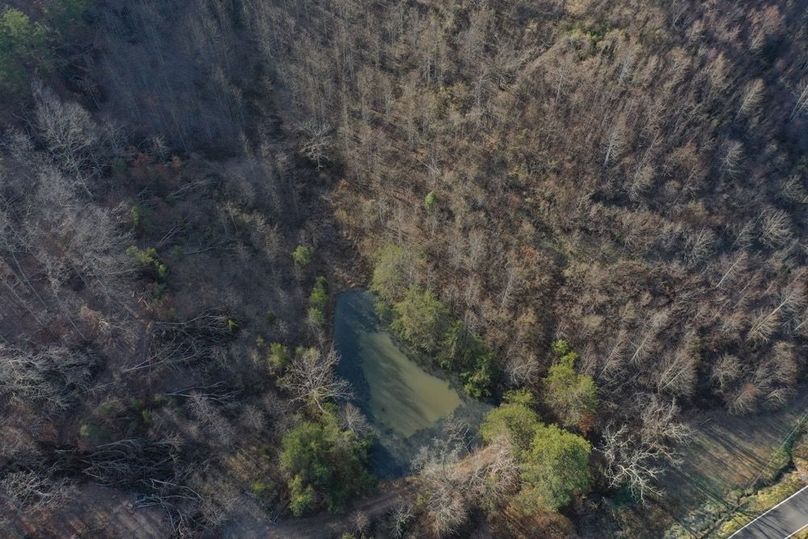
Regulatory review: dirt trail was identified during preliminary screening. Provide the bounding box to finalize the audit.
[266,482,416,539]
[221,480,416,539]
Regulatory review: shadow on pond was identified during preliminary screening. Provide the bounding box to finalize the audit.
[334,289,491,478]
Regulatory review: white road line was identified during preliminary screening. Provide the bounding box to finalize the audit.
[786,521,808,539]
[728,484,808,538]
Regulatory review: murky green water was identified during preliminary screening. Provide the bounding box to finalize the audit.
[334,290,462,437]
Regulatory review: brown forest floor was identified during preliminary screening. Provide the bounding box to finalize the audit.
[2,484,169,538]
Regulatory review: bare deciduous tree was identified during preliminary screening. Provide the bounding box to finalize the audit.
[389,502,414,539]
[299,120,332,169]
[738,79,765,117]
[341,403,371,437]
[0,469,72,511]
[759,209,792,248]
[791,79,808,120]
[656,346,696,398]
[747,277,805,343]
[189,393,236,447]
[281,348,352,413]
[601,423,664,502]
[33,83,105,188]
[721,140,744,178]
[729,383,760,415]
[600,395,691,502]
[711,354,741,394]
[0,345,97,413]
[414,433,517,537]
[603,118,626,167]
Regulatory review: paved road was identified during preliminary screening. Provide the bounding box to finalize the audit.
[730,485,808,538]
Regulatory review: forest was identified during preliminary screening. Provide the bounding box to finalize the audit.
[0,0,806,537]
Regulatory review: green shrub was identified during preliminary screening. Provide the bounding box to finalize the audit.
[373,298,393,323]
[288,474,316,517]
[371,244,408,303]
[424,191,437,211]
[517,424,592,512]
[130,204,153,233]
[439,320,467,370]
[461,351,495,398]
[543,340,598,431]
[440,320,496,397]
[0,8,48,94]
[307,307,325,328]
[46,0,93,38]
[250,480,275,498]
[391,286,448,353]
[79,421,111,444]
[480,389,541,452]
[481,392,592,512]
[309,276,328,310]
[112,157,127,175]
[280,411,374,516]
[292,244,313,269]
[307,276,328,328]
[127,246,168,281]
[268,342,290,371]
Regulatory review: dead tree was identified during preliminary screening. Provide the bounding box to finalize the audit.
[0,345,97,413]
[0,469,72,511]
[83,438,202,536]
[126,309,233,372]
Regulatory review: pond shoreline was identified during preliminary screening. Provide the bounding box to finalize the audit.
[333,289,491,478]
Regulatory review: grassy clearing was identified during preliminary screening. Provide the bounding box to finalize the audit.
[661,391,808,538]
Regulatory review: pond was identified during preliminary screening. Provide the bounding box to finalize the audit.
[334,289,490,477]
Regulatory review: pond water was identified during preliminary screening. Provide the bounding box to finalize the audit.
[335,290,462,437]
[334,289,489,476]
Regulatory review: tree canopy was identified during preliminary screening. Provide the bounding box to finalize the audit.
[517,424,592,512]
[280,410,374,516]
[0,8,47,93]
[391,286,448,354]
[480,391,592,513]
[480,389,541,453]
[543,340,598,432]
[370,244,411,303]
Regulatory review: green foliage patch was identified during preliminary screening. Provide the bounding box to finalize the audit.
[280,410,374,516]
[307,276,328,328]
[292,244,313,269]
[391,286,448,354]
[370,244,410,303]
[371,248,497,398]
[543,340,598,431]
[127,246,168,282]
[480,392,592,513]
[0,8,48,94]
